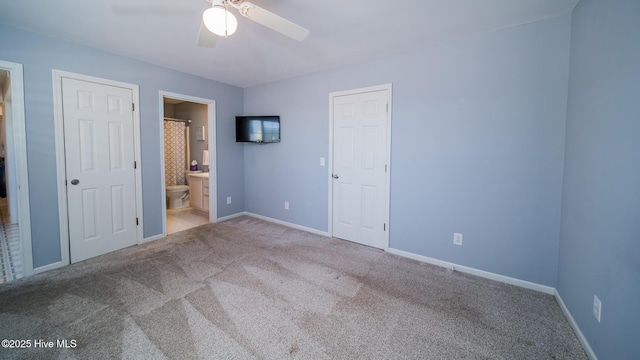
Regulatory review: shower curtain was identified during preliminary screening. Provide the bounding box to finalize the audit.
[164,121,188,186]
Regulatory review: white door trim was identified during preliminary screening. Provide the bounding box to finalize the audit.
[0,60,33,276]
[158,91,217,237]
[328,83,392,250]
[52,70,143,269]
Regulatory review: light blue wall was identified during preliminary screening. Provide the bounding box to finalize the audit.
[558,0,640,358]
[0,23,245,268]
[244,15,571,286]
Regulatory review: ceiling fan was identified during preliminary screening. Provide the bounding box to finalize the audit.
[197,0,310,48]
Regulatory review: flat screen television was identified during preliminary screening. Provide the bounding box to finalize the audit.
[236,116,281,143]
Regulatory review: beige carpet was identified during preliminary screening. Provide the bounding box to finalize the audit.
[0,216,586,359]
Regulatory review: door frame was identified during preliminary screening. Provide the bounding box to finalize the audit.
[52,70,143,269]
[158,91,217,236]
[0,60,33,276]
[328,83,392,250]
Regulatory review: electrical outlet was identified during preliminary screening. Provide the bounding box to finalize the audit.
[226,196,231,205]
[284,201,289,210]
[453,233,463,246]
[593,295,602,323]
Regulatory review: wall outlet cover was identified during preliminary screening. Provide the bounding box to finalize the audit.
[453,233,463,246]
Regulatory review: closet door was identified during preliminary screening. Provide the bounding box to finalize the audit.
[62,77,137,263]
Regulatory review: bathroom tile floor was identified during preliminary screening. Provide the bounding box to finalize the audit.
[0,198,22,284]
[166,207,209,234]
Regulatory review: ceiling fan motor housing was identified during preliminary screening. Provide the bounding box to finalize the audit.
[207,0,245,5]
[202,0,310,43]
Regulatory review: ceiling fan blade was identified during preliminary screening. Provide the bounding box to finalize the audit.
[234,2,309,41]
[197,21,218,48]
[111,5,194,16]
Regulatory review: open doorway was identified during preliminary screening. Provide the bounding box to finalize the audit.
[160,92,216,235]
[0,61,32,283]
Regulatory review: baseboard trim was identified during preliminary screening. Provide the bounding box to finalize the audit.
[141,233,164,244]
[33,261,63,274]
[555,290,597,360]
[227,211,330,237]
[217,212,247,222]
[386,248,555,295]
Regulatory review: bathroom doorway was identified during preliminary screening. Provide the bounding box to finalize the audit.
[0,61,32,282]
[160,92,216,235]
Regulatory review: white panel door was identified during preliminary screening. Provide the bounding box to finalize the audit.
[332,89,388,249]
[62,78,137,263]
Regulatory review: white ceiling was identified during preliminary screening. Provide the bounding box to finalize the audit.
[0,0,579,88]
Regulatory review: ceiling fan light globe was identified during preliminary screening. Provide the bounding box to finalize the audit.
[203,7,238,36]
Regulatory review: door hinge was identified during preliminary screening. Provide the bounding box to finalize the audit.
[132,103,135,111]
[134,161,137,169]
[384,223,386,231]
[136,217,139,226]
[385,164,387,172]
[386,103,389,112]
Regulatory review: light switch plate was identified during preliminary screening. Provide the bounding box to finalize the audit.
[593,295,602,323]
[196,126,206,141]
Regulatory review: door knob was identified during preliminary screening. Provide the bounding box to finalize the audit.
[332,174,339,179]
[70,179,80,185]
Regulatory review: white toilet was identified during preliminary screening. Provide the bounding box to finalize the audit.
[166,185,190,209]
[166,170,202,209]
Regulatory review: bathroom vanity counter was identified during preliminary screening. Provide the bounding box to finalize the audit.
[188,172,209,178]
[187,172,209,213]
